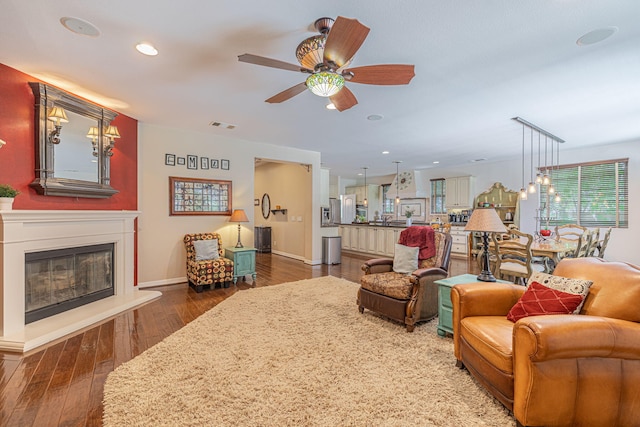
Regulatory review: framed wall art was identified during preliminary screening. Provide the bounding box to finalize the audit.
[165,154,176,166]
[169,176,232,216]
[211,159,219,169]
[187,155,198,170]
[221,159,230,170]
[200,157,209,170]
[398,198,428,221]
[177,157,186,165]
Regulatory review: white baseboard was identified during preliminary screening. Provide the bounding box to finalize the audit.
[138,277,186,288]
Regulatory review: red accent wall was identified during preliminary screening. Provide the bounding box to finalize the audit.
[0,63,137,210]
[0,63,139,283]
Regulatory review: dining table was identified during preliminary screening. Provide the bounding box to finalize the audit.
[482,237,578,273]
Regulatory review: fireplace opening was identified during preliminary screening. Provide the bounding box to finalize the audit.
[25,243,115,324]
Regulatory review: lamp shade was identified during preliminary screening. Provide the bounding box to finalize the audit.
[47,106,68,124]
[464,208,507,233]
[86,126,99,139]
[105,125,121,139]
[229,209,249,223]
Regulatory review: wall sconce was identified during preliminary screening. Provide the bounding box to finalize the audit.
[104,125,120,157]
[47,106,68,144]
[86,126,99,157]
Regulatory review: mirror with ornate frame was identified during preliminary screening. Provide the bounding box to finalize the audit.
[29,82,119,198]
[261,193,271,219]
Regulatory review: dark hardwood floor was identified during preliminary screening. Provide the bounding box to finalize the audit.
[0,252,479,427]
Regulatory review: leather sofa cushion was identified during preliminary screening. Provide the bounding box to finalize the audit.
[553,258,640,321]
[460,316,514,374]
[360,271,413,300]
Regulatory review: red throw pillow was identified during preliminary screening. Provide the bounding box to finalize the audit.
[507,281,586,322]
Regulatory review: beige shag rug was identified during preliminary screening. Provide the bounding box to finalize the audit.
[103,277,515,427]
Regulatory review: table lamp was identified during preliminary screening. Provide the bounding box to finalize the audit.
[229,209,249,248]
[464,208,507,282]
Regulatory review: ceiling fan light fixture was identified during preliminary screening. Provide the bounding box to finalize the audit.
[306,72,344,97]
[296,35,326,69]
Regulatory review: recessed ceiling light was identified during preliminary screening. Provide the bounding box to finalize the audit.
[433,161,440,164]
[60,17,100,37]
[576,27,618,46]
[367,114,383,121]
[382,151,389,154]
[136,43,158,56]
[326,103,336,110]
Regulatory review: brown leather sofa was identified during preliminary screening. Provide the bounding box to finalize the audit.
[451,257,640,427]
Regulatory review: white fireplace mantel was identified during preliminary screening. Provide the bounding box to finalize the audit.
[0,210,161,352]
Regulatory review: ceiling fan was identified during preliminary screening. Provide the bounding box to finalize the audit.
[238,16,415,112]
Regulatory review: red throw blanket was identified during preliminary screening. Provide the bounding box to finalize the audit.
[398,226,436,260]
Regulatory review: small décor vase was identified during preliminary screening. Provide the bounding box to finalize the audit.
[0,197,14,211]
[406,217,412,227]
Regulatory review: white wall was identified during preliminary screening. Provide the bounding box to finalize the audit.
[137,123,322,287]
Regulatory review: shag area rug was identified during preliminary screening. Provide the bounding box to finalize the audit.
[103,277,515,427]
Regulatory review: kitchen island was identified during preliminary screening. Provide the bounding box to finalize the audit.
[339,222,469,258]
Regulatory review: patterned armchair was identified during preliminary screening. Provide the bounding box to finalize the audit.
[358,229,452,331]
[184,233,234,292]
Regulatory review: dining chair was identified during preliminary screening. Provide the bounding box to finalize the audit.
[596,227,612,258]
[555,224,588,258]
[585,228,601,257]
[491,229,544,285]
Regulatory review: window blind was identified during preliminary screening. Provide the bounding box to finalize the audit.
[430,178,446,214]
[541,158,628,228]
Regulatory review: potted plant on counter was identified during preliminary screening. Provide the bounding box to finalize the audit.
[0,184,19,211]
[404,208,415,227]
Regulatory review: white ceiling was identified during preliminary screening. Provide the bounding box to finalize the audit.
[2,1,640,179]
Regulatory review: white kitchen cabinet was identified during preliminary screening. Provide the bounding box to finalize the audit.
[350,227,360,251]
[449,225,469,257]
[340,226,351,250]
[384,228,399,256]
[357,227,368,252]
[445,176,475,209]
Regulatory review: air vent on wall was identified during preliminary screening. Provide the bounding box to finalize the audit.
[209,121,237,130]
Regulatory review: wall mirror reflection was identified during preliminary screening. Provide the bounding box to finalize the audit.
[29,82,119,198]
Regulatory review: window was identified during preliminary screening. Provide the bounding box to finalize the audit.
[381,184,394,214]
[430,179,446,214]
[540,158,628,228]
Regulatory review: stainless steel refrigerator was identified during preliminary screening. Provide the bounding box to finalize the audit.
[330,198,341,225]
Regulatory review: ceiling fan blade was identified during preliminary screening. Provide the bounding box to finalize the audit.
[344,64,416,85]
[330,86,358,112]
[323,17,370,69]
[238,54,312,73]
[265,82,308,104]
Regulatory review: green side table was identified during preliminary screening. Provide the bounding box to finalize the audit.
[224,247,257,286]
[435,274,510,337]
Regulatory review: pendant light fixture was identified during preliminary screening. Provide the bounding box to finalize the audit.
[535,133,543,184]
[519,124,527,200]
[362,166,368,206]
[548,138,556,195]
[528,127,536,194]
[393,160,401,206]
[542,137,551,185]
[513,116,564,203]
[554,140,562,202]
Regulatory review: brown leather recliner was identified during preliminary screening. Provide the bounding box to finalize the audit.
[451,257,640,427]
[358,230,452,332]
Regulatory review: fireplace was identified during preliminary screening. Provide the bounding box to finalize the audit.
[25,243,115,324]
[0,210,161,352]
